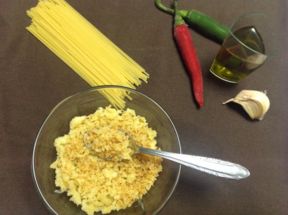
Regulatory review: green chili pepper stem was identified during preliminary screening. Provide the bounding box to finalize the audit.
[155,0,174,14]
[155,0,188,17]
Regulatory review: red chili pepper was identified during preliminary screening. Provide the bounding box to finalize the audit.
[174,8,204,108]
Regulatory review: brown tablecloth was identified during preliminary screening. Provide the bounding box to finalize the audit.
[1,0,288,214]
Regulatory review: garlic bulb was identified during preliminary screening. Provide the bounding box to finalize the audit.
[223,90,270,120]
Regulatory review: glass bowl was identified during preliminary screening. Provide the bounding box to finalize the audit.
[32,85,181,215]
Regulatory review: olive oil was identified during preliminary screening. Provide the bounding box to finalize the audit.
[210,26,266,83]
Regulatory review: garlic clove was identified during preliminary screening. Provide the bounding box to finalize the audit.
[233,99,263,120]
[223,90,270,120]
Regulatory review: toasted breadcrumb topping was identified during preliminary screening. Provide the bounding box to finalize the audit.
[50,106,162,214]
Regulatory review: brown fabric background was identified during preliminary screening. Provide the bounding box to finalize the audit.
[1,0,287,214]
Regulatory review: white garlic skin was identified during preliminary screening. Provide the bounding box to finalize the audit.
[223,90,270,120]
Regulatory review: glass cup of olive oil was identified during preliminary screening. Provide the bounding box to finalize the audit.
[210,13,267,83]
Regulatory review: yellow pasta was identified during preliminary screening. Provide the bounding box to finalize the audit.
[26,0,148,108]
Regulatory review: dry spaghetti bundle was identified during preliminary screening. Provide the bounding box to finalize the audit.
[26,0,148,108]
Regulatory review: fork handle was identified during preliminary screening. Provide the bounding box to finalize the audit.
[139,148,250,180]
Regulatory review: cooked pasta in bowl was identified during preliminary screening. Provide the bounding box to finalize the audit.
[32,86,181,215]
